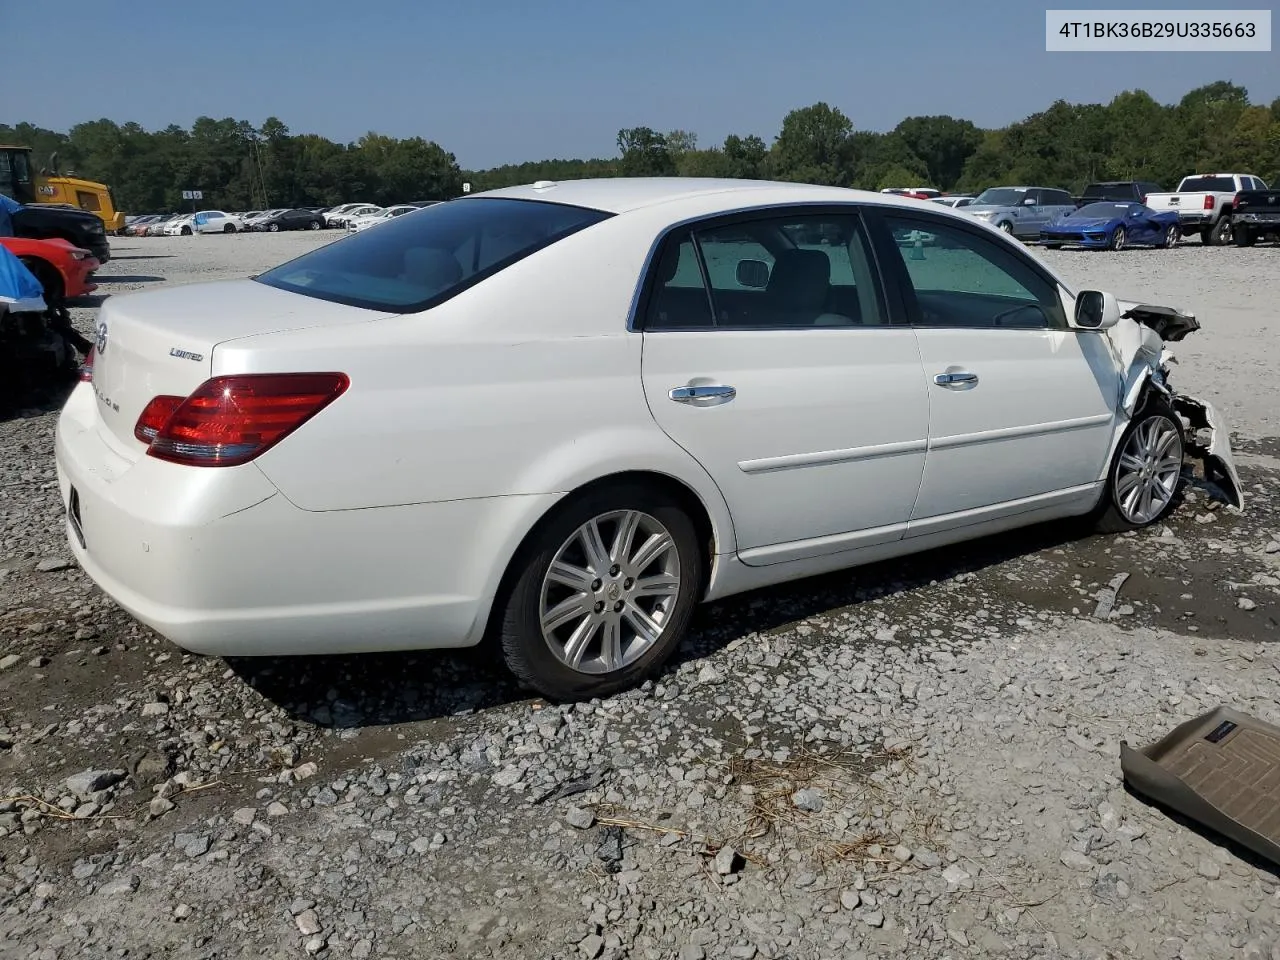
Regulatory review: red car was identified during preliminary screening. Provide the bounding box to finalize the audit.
[0,236,100,302]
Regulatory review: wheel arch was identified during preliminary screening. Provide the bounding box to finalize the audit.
[18,254,65,301]
[475,468,728,649]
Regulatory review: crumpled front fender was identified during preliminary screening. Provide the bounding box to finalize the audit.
[1172,394,1244,510]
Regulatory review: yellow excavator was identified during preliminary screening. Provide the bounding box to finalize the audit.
[0,145,125,234]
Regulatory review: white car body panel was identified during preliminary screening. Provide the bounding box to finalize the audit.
[54,177,1241,660]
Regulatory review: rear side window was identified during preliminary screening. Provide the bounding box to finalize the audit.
[1041,189,1072,206]
[256,198,612,312]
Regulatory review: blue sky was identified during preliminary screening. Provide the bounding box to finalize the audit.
[8,0,1277,169]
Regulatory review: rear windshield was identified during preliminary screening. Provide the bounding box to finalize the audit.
[1179,176,1236,193]
[255,198,612,312]
[1075,202,1132,218]
[1083,184,1133,199]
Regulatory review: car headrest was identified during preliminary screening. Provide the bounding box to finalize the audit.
[766,249,830,308]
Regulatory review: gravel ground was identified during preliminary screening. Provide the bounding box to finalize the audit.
[1,232,1278,960]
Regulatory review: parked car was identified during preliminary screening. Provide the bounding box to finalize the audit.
[254,208,326,232]
[1231,188,1280,246]
[11,203,112,264]
[125,215,163,236]
[1072,181,1164,207]
[54,178,1242,701]
[960,187,1077,238]
[325,204,379,228]
[144,215,178,237]
[932,196,975,209]
[0,236,99,301]
[347,204,418,232]
[190,211,245,234]
[1144,173,1267,245]
[1038,202,1181,250]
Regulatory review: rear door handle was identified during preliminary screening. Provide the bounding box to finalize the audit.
[669,384,736,405]
[934,371,979,388]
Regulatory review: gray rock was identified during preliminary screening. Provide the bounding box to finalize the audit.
[232,807,256,825]
[678,947,706,960]
[713,845,742,876]
[99,875,139,897]
[148,796,175,818]
[1197,858,1221,880]
[1237,597,1257,611]
[841,890,861,910]
[295,909,322,936]
[64,769,125,796]
[579,933,605,958]
[0,654,20,671]
[35,557,72,572]
[791,787,824,812]
[861,909,885,927]
[1061,850,1096,872]
[565,805,595,830]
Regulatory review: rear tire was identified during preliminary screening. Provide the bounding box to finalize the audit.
[1204,217,1232,245]
[496,484,705,702]
[269,222,280,232]
[1235,228,1255,247]
[223,223,236,233]
[1161,225,1179,248]
[309,219,322,230]
[1093,400,1185,534]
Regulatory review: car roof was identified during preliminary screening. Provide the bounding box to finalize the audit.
[464,177,944,216]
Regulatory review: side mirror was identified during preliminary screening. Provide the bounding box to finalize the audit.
[736,259,770,289]
[1072,290,1121,330]
[1022,197,1037,206]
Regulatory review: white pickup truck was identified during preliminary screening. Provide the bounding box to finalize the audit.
[1144,173,1269,245]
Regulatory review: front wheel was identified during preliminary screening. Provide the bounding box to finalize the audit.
[997,221,1013,234]
[496,485,705,701]
[309,219,322,230]
[180,226,192,236]
[1094,402,1185,533]
[223,223,236,233]
[1161,225,1179,248]
[268,222,280,232]
[1110,227,1126,251]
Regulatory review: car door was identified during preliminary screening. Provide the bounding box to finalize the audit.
[869,209,1120,535]
[1128,204,1162,244]
[639,208,930,565]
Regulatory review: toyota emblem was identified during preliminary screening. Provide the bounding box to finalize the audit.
[95,322,108,355]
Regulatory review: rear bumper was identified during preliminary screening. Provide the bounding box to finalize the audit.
[54,383,555,657]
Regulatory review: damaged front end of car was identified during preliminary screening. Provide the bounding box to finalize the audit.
[1111,302,1244,511]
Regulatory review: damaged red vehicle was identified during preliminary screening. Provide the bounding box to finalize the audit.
[0,236,100,303]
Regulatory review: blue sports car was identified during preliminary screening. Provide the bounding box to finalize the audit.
[1038,202,1182,250]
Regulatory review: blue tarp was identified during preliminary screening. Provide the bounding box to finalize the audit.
[0,242,48,311]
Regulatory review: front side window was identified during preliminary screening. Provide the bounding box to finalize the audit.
[883,215,1065,330]
[644,212,885,331]
[256,198,612,312]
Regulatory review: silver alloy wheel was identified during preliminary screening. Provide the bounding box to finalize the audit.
[1112,227,1126,250]
[1165,225,1179,248]
[1114,415,1182,524]
[999,221,1012,233]
[539,510,682,674]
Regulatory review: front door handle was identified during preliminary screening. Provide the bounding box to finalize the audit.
[934,371,979,388]
[669,383,736,405]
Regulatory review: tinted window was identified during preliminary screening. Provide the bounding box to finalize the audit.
[1179,176,1236,193]
[884,216,1065,330]
[645,213,885,331]
[1075,202,1132,218]
[256,198,611,312]
[1041,190,1073,206]
[974,188,1029,206]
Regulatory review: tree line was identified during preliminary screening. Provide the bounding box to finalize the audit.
[4,81,1277,215]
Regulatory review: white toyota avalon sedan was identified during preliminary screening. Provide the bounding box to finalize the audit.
[55,178,1243,701]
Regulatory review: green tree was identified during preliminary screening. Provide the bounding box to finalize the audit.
[617,127,676,176]
[891,116,983,190]
[770,103,853,185]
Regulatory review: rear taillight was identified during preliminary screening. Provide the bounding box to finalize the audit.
[137,373,349,467]
[1232,193,1243,209]
[134,395,184,443]
[1203,195,1215,210]
[78,346,95,382]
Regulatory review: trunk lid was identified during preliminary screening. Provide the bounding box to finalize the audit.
[90,278,381,453]
[1145,192,1210,212]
